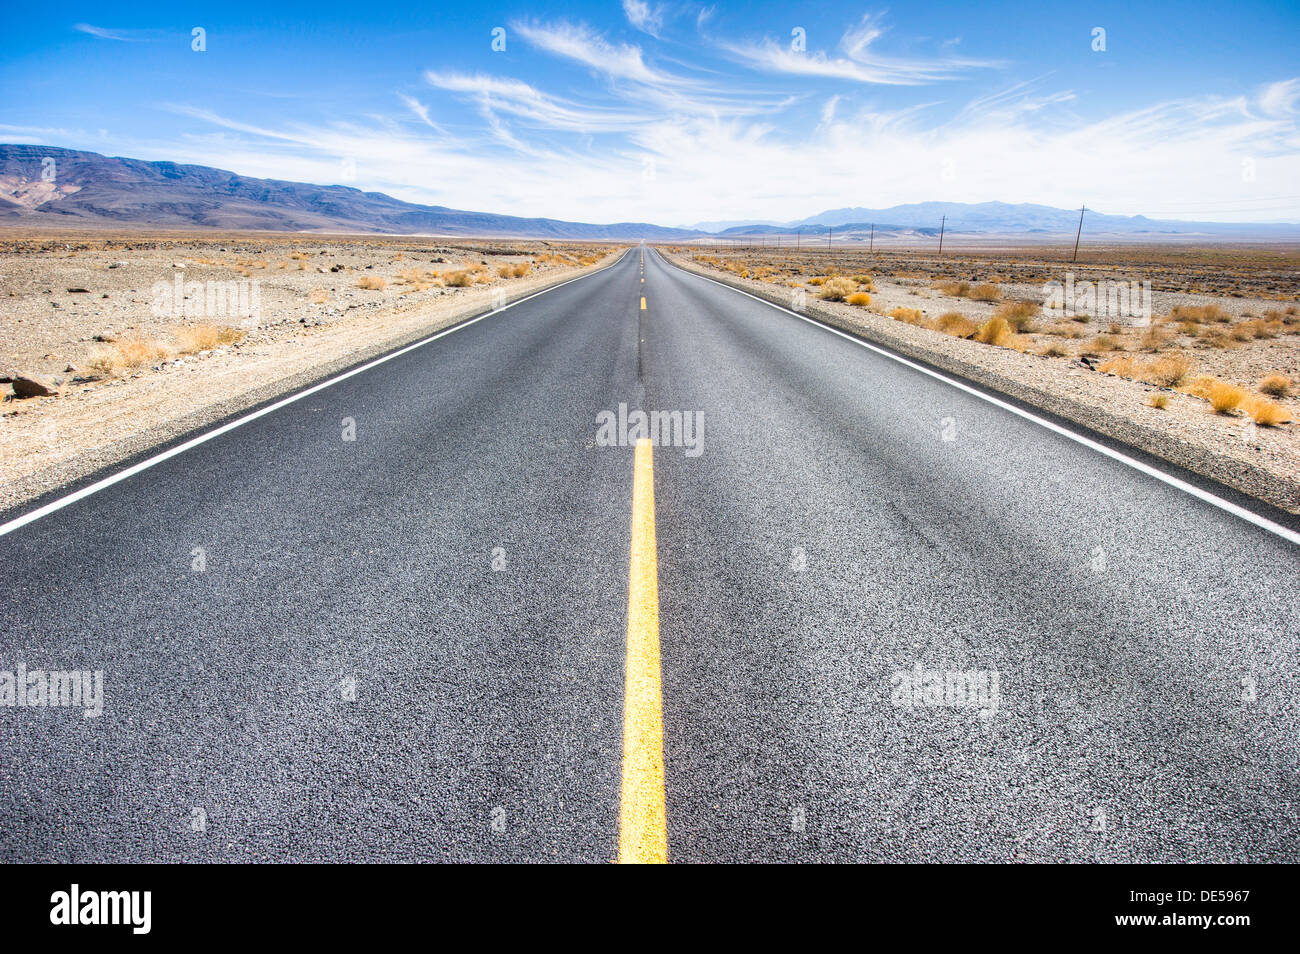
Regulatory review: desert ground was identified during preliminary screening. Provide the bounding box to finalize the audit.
[0,232,618,508]
[663,243,1300,512]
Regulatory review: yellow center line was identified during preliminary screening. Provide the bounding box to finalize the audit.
[640,296,647,310]
[618,438,667,864]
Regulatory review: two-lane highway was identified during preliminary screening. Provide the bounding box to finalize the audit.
[1,246,1297,862]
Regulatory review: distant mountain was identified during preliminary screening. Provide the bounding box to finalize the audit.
[0,145,703,240]
[2,146,1296,240]
[791,201,1299,237]
[684,218,777,232]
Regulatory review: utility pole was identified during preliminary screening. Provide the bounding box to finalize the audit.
[938,215,946,257]
[1072,206,1086,263]
[869,223,874,254]
[828,226,832,249]
[797,228,801,250]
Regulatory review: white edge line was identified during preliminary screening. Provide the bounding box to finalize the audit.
[0,248,635,538]
[652,248,1300,547]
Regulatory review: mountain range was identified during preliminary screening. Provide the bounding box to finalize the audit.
[2,145,1296,240]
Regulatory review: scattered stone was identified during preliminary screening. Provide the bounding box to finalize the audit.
[12,374,58,398]
[67,287,90,293]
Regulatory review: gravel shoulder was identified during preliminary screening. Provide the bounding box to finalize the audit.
[662,249,1300,515]
[1,235,623,513]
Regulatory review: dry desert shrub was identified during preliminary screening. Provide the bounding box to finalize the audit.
[175,324,246,354]
[968,283,1001,302]
[1259,374,1292,397]
[889,306,925,324]
[936,311,977,338]
[1138,326,1170,352]
[1145,353,1193,387]
[1148,393,1170,409]
[1242,395,1292,426]
[85,336,172,377]
[356,276,386,290]
[1042,321,1084,339]
[310,289,328,305]
[818,277,858,301]
[1097,356,1136,377]
[444,270,473,287]
[1040,343,1069,357]
[1088,335,1122,353]
[974,316,1014,346]
[1206,380,1247,414]
[1238,319,1276,339]
[1098,353,1191,387]
[993,300,1038,331]
[847,292,872,306]
[510,262,531,278]
[1171,303,1230,323]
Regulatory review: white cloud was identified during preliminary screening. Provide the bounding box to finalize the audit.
[73,24,135,42]
[511,20,681,86]
[724,13,1000,86]
[424,72,649,133]
[398,94,444,133]
[1260,79,1300,117]
[622,0,664,37]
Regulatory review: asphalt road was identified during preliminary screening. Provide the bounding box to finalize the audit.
[1,246,1297,863]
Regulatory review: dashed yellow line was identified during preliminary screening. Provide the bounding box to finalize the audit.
[618,438,667,864]
[640,296,647,310]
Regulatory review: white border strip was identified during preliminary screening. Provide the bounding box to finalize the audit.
[653,248,1300,547]
[0,249,633,538]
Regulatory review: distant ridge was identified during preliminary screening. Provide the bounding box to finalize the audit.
[697,202,1300,239]
[0,145,703,239]
[3,145,1296,240]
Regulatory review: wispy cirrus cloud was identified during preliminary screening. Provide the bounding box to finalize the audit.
[73,24,137,42]
[397,94,447,134]
[724,13,1000,86]
[511,20,684,87]
[1259,78,1300,117]
[424,72,650,133]
[622,0,665,37]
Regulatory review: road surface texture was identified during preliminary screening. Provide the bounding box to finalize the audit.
[1,247,1297,863]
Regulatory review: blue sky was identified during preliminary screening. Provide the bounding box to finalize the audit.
[2,1,1298,224]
